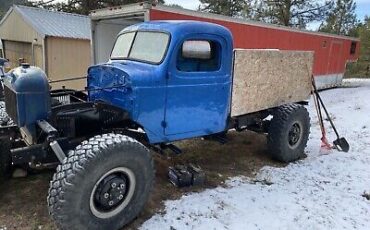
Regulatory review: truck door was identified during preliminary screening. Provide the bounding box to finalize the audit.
[165,34,232,136]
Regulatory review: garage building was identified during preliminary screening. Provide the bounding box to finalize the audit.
[0,5,91,89]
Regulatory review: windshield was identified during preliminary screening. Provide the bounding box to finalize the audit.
[111,31,170,64]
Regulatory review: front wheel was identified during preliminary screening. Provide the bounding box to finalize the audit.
[267,104,310,163]
[47,133,154,230]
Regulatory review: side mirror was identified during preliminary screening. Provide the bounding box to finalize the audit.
[182,40,211,60]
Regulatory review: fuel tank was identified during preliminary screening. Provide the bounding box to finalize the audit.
[3,64,50,127]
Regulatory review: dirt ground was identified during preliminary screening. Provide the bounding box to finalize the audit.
[0,131,284,230]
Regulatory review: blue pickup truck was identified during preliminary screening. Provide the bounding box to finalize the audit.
[1,21,312,230]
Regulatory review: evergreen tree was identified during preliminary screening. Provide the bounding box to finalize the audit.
[0,0,29,19]
[199,0,333,28]
[199,0,252,17]
[28,0,164,15]
[346,17,370,78]
[319,0,358,36]
[166,4,183,9]
[257,0,333,28]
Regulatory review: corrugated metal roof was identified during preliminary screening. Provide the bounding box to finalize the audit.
[13,5,91,40]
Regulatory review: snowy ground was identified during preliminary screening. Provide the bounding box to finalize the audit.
[141,79,370,230]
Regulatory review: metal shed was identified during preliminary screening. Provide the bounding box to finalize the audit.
[0,5,91,89]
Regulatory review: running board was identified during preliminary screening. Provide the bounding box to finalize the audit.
[204,133,228,144]
[151,143,183,155]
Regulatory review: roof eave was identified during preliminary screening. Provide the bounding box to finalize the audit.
[0,6,15,27]
[12,5,46,39]
[45,35,91,41]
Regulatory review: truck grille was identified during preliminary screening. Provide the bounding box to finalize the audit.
[4,85,18,124]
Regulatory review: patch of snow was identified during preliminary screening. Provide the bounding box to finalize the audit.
[141,79,370,230]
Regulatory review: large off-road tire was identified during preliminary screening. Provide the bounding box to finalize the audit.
[267,104,310,163]
[47,133,154,230]
[0,136,12,181]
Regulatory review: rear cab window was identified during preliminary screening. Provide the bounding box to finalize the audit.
[177,40,221,72]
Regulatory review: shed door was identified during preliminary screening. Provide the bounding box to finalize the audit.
[3,41,32,69]
[33,45,43,68]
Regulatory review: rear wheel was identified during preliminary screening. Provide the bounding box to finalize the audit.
[267,104,310,163]
[47,133,154,230]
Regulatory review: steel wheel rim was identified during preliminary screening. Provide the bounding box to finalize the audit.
[288,121,303,148]
[90,167,136,219]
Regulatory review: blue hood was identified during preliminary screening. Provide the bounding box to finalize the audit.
[87,60,163,120]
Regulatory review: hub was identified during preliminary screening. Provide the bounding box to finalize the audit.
[94,174,128,211]
[288,122,302,148]
[89,167,136,219]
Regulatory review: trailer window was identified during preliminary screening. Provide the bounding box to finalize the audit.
[111,31,170,64]
[177,40,221,72]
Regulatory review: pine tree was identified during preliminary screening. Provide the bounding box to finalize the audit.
[199,0,252,17]
[0,0,29,19]
[346,17,370,77]
[257,0,333,28]
[28,0,165,15]
[199,0,333,28]
[319,0,358,36]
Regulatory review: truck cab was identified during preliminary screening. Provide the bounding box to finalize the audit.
[88,21,234,143]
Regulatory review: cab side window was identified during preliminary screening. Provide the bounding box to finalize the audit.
[177,40,221,72]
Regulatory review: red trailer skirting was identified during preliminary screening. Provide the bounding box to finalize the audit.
[150,8,360,88]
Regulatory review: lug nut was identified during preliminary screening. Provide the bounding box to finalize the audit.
[104,193,109,199]
[120,184,125,189]
[109,201,114,206]
[111,183,117,188]
[118,195,124,200]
